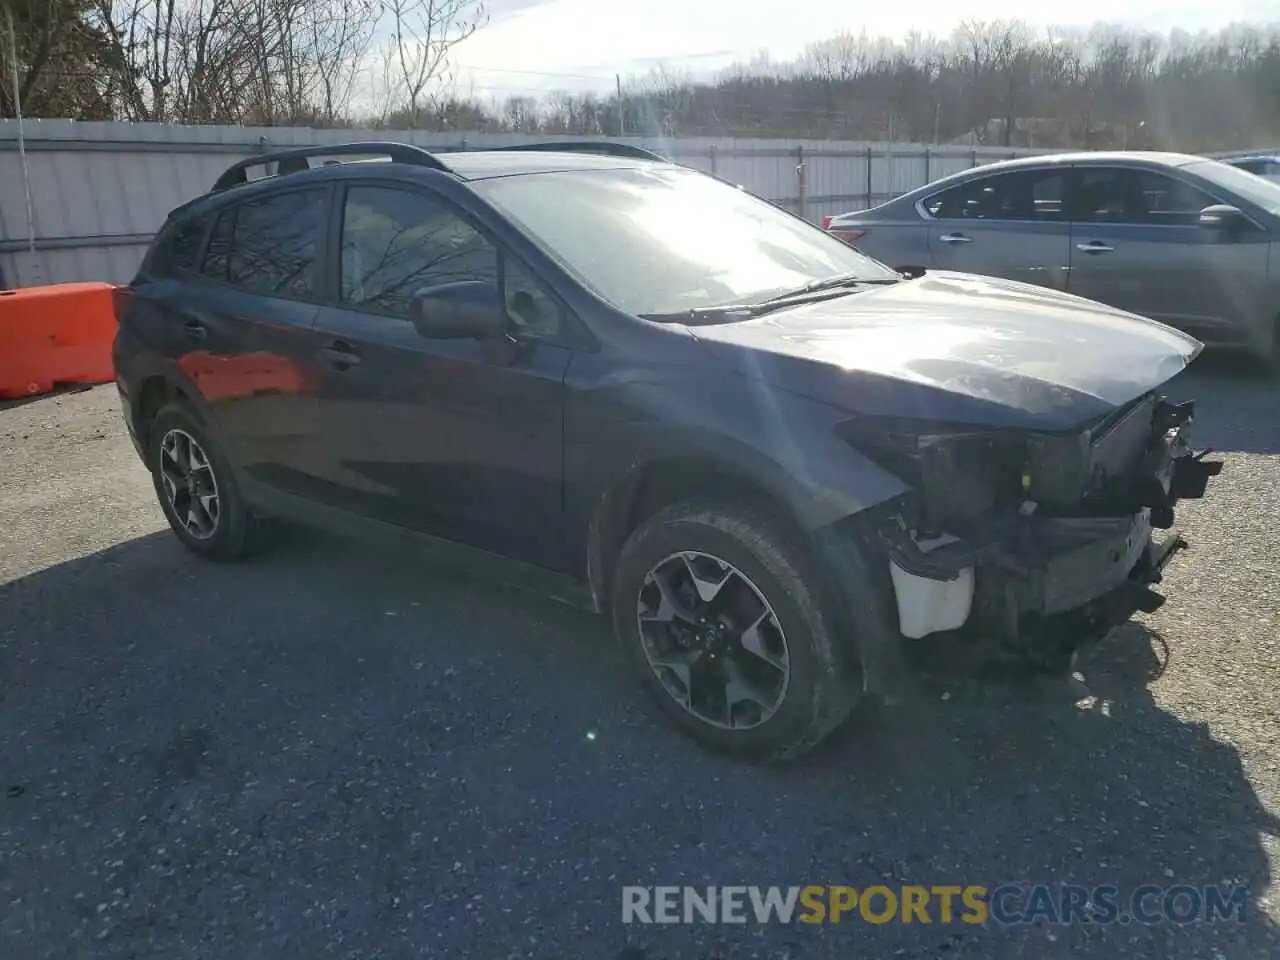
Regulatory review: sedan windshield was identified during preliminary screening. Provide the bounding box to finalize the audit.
[1185,158,1280,217]
[473,166,900,317]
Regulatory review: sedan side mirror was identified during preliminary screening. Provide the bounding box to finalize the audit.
[410,281,508,339]
[1197,203,1249,233]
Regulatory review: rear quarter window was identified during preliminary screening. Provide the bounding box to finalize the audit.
[152,213,213,276]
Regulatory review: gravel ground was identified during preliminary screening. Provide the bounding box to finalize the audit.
[1,362,1277,960]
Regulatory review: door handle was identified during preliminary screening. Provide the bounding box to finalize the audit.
[318,341,361,370]
[182,320,207,341]
[1076,241,1115,254]
[938,233,972,244]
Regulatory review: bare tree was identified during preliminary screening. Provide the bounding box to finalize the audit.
[14,7,1280,152]
[304,0,378,123]
[384,0,486,124]
[501,94,539,132]
[90,0,379,123]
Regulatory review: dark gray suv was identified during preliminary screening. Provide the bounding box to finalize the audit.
[113,141,1222,762]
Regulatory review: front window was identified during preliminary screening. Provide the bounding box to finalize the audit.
[340,184,498,319]
[473,166,899,316]
[1070,168,1215,226]
[338,185,565,339]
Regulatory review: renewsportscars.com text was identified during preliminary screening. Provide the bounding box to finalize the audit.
[621,884,1249,926]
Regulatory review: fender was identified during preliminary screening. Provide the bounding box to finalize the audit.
[565,368,912,611]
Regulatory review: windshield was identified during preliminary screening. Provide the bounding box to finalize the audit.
[473,166,900,316]
[1184,158,1280,216]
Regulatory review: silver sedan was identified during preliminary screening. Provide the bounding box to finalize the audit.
[825,151,1280,367]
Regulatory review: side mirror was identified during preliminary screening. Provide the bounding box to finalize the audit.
[1197,203,1248,233]
[410,281,507,339]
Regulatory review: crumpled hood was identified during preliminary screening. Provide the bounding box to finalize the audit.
[690,271,1202,431]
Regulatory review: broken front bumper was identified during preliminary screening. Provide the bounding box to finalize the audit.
[878,398,1223,657]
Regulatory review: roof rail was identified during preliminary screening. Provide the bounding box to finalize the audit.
[484,141,670,162]
[211,141,449,192]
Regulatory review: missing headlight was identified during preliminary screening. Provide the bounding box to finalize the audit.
[916,434,1026,528]
[836,418,1029,530]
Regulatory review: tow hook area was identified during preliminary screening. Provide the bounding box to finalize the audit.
[1149,450,1222,529]
[1133,527,1189,586]
[1108,528,1189,618]
[1171,449,1224,500]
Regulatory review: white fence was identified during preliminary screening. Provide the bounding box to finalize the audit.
[0,120,1049,287]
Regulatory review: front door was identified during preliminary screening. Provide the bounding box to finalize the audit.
[1065,165,1271,341]
[922,166,1071,291]
[309,182,572,570]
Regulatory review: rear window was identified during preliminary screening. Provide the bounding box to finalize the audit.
[923,168,1066,221]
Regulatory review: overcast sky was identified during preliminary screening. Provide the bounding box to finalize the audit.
[442,0,1280,101]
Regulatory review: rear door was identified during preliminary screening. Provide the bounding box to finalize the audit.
[1064,165,1270,340]
[920,166,1072,290]
[185,187,334,497]
[307,181,573,570]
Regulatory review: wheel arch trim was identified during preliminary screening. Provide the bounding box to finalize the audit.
[582,429,909,614]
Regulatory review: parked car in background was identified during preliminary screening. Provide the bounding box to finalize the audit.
[1222,154,1280,184]
[824,151,1280,367]
[114,141,1221,762]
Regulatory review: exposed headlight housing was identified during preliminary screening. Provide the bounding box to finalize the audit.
[835,417,1030,530]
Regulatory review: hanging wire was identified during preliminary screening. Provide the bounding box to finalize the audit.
[3,3,37,259]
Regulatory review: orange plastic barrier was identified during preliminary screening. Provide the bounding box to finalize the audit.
[0,282,118,399]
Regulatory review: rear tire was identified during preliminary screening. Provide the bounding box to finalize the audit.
[147,401,268,561]
[611,500,862,761]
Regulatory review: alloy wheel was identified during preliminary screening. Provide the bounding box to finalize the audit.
[636,550,791,730]
[158,428,221,541]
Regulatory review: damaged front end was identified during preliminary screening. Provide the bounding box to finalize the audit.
[838,394,1224,673]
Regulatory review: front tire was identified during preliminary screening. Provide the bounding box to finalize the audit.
[147,401,266,561]
[611,501,862,761]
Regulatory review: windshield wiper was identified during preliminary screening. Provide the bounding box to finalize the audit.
[640,304,759,325]
[641,275,903,325]
[643,283,895,325]
[759,273,900,304]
